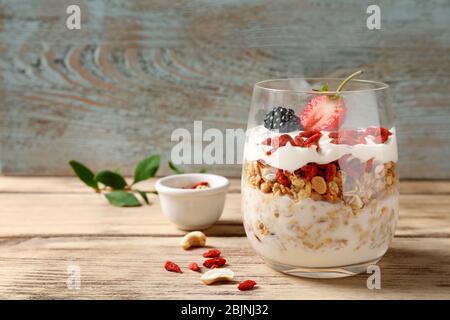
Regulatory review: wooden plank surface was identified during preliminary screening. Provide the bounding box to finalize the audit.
[0,177,449,299]
[0,237,448,300]
[1,0,450,178]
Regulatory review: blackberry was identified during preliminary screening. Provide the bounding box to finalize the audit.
[263,107,301,132]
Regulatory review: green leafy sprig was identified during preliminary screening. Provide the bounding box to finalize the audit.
[69,155,160,207]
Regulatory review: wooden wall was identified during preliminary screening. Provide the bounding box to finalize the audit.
[1,0,449,178]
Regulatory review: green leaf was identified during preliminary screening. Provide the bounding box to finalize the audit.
[136,190,150,205]
[105,191,141,207]
[69,160,98,191]
[199,168,208,173]
[321,83,329,92]
[95,171,127,190]
[133,155,160,184]
[168,160,183,174]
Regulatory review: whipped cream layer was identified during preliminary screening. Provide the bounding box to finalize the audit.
[244,126,398,172]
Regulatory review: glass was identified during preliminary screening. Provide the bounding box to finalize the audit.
[242,77,398,278]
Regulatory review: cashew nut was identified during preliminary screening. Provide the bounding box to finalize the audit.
[201,268,234,285]
[179,231,207,250]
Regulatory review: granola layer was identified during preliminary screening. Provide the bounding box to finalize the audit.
[242,157,399,267]
[244,158,398,213]
[242,186,398,267]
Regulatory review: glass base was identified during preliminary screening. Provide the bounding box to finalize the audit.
[264,257,382,278]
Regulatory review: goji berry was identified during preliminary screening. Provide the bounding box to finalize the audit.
[203,257,226,268]
[325,163,337,182]
[164,261,182,273]
[203,249,221,258]
[271,134,294,148]
[266,134,295,155]
[303,132,322,147]
[301,164,319,181]
[329,129,368,145]
[298,130,319,138]
[188,262,200,272]
[275,169,291,187]
[365,127,392,144]
[365,158,374,172]
[192,181,209,189]
[378,128,392,143]
[238,280,257,291]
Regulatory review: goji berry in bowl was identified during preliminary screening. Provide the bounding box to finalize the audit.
[155,173,230,230]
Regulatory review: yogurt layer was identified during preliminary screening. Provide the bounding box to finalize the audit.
[244,126,398,172]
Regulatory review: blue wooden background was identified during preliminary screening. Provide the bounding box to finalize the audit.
[0,0,449,178]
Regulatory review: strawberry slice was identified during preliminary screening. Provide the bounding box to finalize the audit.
[300,95,346,131]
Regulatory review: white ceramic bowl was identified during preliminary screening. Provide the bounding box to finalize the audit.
[155,173,230,230]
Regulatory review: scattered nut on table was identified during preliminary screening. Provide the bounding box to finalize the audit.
[180,231,207,250]
[200,268,234,285]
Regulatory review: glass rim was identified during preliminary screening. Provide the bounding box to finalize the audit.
[254,77,389,94]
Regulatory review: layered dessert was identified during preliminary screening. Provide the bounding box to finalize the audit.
[242,74,399,272]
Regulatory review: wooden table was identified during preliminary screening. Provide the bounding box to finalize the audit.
[0,177,449,299]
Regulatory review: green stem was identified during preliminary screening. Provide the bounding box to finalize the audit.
[336,70,363,93]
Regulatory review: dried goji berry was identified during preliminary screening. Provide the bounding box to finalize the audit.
[293,135,304,147]
[271,134,294,148]
[292,131,321,148]
[298,130,319,138]
[165,261,182,273]
[329,129,368,145]
[325,163,337,182]
[303,132,322,147]
[188,262,200,272]
[365,158,374,172]
[192,181,209,189]
[379,128,392,143]
[275,169,291,187]
[301,164,319,181]
[365,127,392,144]
[266,134,295,155]
[203,257,226,268]
[238,280,257,291]
[203,249,221,258]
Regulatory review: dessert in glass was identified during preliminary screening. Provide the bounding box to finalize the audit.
[242,71,399,278]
